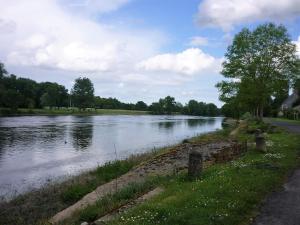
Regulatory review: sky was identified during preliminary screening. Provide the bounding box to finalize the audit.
[0,0,300,107]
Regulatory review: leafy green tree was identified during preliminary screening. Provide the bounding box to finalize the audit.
[206,103,218,116]
[36,82,68,108]
[149,96,176,115]
[163,96,176,114]
[149,102,164,114]
[135,101,148,111]
[0,62,7,78]
[295,78,300,92]
[71,77,94,109]
[187,100,200,115]
[40,92,54,108]
[4,89,22,110]
[174,102,183,113]
[216,23,299,118]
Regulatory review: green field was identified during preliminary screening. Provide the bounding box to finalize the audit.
[0,108,149,116]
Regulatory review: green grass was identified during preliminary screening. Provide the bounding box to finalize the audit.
[60,178,164,225]
[105,126,300,225]
[61,160,137,203]
[0,107,149,116]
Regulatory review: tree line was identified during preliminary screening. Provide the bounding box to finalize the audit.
[0,63,220,116]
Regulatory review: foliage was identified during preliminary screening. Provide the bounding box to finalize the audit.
[71,77,95,109]
[39,82,68,108]
[217,23,300,118]
[94,96,138,110]
[135,101,148,110]
[0,65,68,110]
[149,97,220,116]
[149,96,176,115]
[0,62,7,78]
[241,112,253,120]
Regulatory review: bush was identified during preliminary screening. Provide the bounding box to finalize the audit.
[241,112,252,120]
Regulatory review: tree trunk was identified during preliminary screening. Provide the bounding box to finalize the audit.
[256,105,263,120]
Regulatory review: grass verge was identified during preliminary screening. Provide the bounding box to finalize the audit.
[0,108,149,116]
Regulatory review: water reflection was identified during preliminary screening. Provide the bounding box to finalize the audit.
[158,121,177,130]
[206,118,216,124]
[71,117,94,150]
[186,119,206,127]
[0,129,6,159]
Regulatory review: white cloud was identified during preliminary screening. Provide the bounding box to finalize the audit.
[137,48,221,76]
[188,36,208,46]
[0,0,164,74]
[196,0,300,30]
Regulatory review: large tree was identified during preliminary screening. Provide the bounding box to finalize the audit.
[216,23,299,118]
[39,82,68,108]
[135,101,148,111]
[71,77,94,109]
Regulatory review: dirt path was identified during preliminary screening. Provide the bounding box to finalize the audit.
[252,119,300,225]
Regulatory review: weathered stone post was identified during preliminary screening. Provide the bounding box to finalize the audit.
[255,129,266,152]
[188,151,203,178]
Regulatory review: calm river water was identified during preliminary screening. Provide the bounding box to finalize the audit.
[0,115,223,197]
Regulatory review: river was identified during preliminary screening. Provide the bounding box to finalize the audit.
[0,115,223,197]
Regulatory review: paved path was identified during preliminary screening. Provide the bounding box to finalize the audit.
[252,120,300,225]
[270,120,300,134]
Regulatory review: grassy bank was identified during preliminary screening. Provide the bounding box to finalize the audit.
[58,121,300,225]
[0,108,149,116]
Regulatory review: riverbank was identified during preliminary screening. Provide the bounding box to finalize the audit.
[1,120,300,225]
[0,108,149,116]
[60,120,300,225]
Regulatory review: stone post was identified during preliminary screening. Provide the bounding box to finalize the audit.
[255,129,266,152]
[188,151,203,178]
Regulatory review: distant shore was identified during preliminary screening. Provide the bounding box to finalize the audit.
[0,108,149,116]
